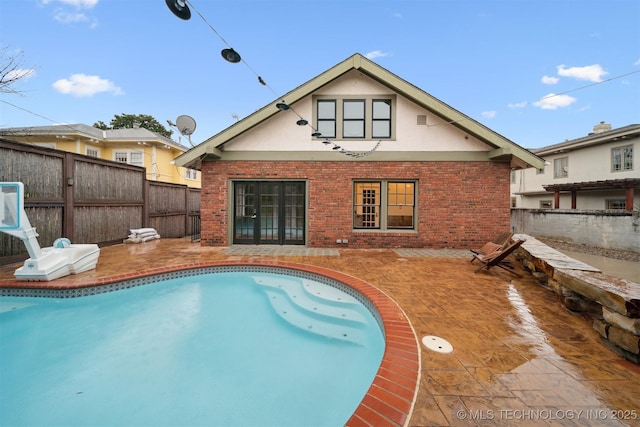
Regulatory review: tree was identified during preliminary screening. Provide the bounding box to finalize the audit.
[0,45,36,95]
[93,113,173,138]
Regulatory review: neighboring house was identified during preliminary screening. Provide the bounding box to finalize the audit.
[0,124,201,188]
[511,122,640,211]
[175,53,543,248]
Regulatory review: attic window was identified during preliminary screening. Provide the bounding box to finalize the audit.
[416,115,427,126]
[313,95,395,140]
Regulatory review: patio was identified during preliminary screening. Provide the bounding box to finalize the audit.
[1,238,639,426]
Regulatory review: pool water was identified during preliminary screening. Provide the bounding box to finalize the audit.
[0,271,385,427]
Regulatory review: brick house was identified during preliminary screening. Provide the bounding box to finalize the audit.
[175,53,543,249]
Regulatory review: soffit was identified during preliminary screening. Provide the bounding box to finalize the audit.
[544,178,640,192]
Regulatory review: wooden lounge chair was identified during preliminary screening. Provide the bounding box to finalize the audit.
[471,239,524,275]
[469,231,514,260]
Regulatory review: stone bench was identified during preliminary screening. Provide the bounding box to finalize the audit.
[513,234,640,364]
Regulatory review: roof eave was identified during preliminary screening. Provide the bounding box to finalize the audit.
[174,53,544,169]
[534,124,640,155]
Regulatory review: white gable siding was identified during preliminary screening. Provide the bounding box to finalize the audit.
[223,70,491,153]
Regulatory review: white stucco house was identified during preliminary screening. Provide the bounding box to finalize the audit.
[511,122,640,211]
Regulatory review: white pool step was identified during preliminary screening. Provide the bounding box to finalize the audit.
[252,274,368,344]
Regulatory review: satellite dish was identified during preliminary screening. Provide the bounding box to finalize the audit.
[176,115,196,136]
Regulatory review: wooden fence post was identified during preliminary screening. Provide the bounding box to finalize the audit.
[63,153,75,240]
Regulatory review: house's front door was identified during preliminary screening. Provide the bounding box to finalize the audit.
[233,181,305,245]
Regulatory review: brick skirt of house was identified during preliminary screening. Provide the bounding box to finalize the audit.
[199,160,511,249]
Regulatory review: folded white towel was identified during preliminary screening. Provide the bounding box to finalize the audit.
[129,228,157,235]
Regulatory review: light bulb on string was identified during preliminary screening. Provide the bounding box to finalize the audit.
[164,1,383,158]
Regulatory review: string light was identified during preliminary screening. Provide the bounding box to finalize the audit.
[0,99,102,138]
[164,0,381,158]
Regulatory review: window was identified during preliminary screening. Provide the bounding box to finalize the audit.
[612,145,633,172]
[86,148,99,158]
[343,100,365,138]
[185,168,198,180]
[314,96,394,140]
[317,100,336,138]
[372,100,391,138]
[353,181,415,230]
[540,200,552,209]
[554,157,568,178]
[511,197,517,208]
[114,150,144,167]
[606,199,626,210]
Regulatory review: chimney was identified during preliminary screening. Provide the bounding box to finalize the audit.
[592,121,611,134]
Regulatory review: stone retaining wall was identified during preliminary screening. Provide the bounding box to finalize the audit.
[514,234,640,364]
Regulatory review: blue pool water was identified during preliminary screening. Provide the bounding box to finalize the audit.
[0,270,385,427]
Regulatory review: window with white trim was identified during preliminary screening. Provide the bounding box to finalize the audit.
[314,96,395,140]
[353,181,415,230]
[612,145,633,172]
[114,150,144,167]
[554,157,568,178]
[86,147,100,158]
[185,168,198,180]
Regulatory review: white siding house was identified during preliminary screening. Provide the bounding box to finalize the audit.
[511,122,640,211]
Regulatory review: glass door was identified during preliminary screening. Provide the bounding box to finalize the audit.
[283,182,305,245]
[258,182,279,244]
[233,182,256,244]
[233,181,305,245]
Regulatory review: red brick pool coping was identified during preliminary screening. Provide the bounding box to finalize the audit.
[0,260,420,427]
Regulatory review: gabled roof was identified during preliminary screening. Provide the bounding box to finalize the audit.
[174,53,544,169]
[0,123,189,150]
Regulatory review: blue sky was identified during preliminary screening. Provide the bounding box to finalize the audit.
[1,0,639,149]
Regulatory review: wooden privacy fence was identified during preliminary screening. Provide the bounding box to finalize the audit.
[0,139,200,265]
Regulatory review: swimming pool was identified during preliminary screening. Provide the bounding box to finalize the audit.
[0,266,385,427]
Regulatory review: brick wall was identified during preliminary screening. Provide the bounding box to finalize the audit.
[200,160,511,249]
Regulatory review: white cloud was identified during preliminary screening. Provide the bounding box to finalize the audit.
[635,59,640,66]
[41,0,98,27]
[481,110,496,119]
[541,75,559,85]
[54,11,90,24]
[365,50,390,60]
[508,101,528,109]
[533,93,576,110]
[6,68,36,80]
[53,74,124,97]
[41,0,98,8]
[557,64,608,82]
